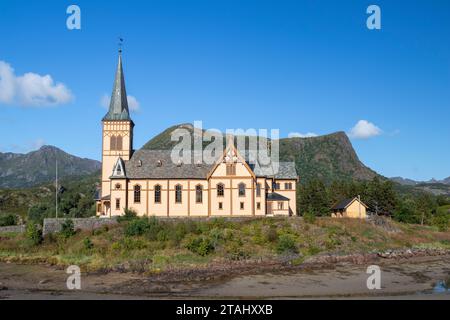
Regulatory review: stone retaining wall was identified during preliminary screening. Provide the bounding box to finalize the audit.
[43,218,118,236]
[0,225,26,234]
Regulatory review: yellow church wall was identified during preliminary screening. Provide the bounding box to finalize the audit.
[231,177,255,216]
[127,180,148,217]
[267,201,290,216]
[209,178,231,216]
[147,180,170,217]
[255,178,267,216]
[109,179,127,217]
[188,180,209,217]
[273,179,297,216]
[167,180,190,216]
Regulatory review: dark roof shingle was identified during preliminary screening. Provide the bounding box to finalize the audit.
[266,192,290,201]
[124,149,298,180]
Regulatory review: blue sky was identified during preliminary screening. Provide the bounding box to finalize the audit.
[0,0,449,181]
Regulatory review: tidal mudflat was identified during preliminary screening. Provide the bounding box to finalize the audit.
[0,255,448,300]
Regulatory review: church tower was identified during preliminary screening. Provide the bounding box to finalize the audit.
[100,50,134,215]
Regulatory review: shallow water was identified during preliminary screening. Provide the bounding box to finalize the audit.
[433,278,449,294]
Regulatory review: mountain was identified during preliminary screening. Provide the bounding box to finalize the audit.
[0,146,101,189]
[142,124,379,183]
[390,177,450,196]
[390,176,450,186]
[390,177,419,186]
[0,172,100,216]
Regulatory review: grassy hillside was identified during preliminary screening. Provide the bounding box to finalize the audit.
[0,217,448,272]
[141,123,379,183]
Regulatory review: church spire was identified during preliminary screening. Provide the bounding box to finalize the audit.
[102,49,131,121]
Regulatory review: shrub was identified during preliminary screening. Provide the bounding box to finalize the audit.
[303,211,316,224]
[264,227,278,243]
[28,203,50,224]
[276,234,297,254]
[307,245,321,256]
[0,214,17,227]
[125,218,150,237]
[60,219,76,238]
[208,227,225,247]
[92,225,109,236]
[26,223,42,246]
[83,237,94,250]
[111,238,148,251]
[186,235,215,256]
[433,212,449,232]
[156,229,169,242]
[117,208,138,222]
[225,242,250,261]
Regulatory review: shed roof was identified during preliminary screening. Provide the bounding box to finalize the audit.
[331,197,368,210]
[266,192,290,201]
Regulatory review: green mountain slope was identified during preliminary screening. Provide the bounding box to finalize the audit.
[0,172,100,217]
[0,146,101,189]
[141,124,379,182]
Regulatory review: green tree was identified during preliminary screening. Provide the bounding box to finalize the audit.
[415,193,436,225]
[26,222,43,246]
[60,219,76,238]
[298,179,330,216]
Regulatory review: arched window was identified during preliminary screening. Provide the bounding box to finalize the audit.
[134,185,141,203]
[110,136,117,150]
[238,183,246,197]
[256,183,261,197]
[175,185,182,203]
[116,136,123,150]
[196,185,203,203]
[154,185,161,203]
[110,135,123,150]
[217,183,224,197]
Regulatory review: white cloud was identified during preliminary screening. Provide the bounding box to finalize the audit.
[100,94,110,108]
[31,138,46,150]
[0,60,73,107]
[1,138,46,154]
[100,93,140,111]
[288,132,318,138]
[348,120,382,139]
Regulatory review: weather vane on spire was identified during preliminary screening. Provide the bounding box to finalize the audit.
[118,36,124,54]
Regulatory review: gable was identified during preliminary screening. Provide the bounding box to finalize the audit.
[208,143,255,179]
[111,157,126,178]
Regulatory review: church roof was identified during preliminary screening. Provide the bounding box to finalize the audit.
[250,161,298,180]
[266,192,290,201]
[102,53,132,122]
[125,150,213,179]
[123,149,298,180]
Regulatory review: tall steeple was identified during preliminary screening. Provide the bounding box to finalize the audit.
[102,50,131,121]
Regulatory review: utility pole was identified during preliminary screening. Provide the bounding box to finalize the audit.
[358,194,361,219]
[55,159,58,219]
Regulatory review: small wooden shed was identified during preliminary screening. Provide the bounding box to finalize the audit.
[331,197,368,219]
